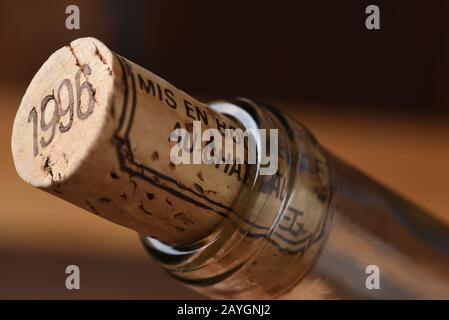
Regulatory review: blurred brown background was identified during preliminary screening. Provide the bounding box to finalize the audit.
[0,0,449,299]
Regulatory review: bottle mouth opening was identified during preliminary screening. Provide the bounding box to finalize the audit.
[141,98,333,298]
[141,98,289,280]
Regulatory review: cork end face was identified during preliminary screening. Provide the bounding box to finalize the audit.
[12,37,116,189]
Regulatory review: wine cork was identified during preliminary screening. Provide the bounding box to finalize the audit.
[12,37,247,245]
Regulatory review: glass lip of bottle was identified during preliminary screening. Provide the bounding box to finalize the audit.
[140,98,292,275]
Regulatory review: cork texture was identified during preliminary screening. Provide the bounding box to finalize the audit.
[12,37,247,244]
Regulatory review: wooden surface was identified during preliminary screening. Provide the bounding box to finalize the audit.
[1,83,449,298]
